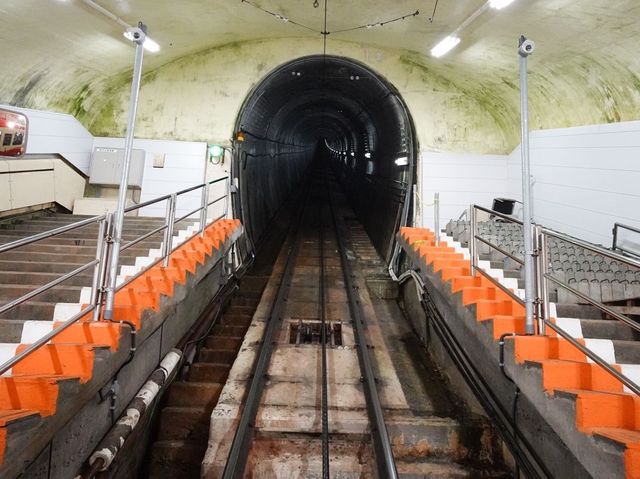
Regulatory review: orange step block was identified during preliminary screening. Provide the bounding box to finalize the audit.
[513,336,587,364]
[539,360,623,394]
[12,344,97,383]
[0,376,63,416]
[52,321,122,350]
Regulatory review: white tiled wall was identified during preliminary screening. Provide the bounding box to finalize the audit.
[507,121,640,246]
[0,104,94,172]
[419,151,509,230]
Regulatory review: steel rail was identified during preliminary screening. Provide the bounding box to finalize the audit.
[327,175,399,478]
[319,188,330,478]
[222,187,309,479]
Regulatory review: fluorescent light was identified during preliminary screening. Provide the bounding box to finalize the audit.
[431,35,460,58]
[489,0,516,9]
[123,31,160,53]
[395,156,409,166]
[364,152,371,159]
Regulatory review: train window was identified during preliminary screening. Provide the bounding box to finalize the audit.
[2,134,12,146]
[12,133,23,146]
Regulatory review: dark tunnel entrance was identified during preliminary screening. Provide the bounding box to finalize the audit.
[232,55,417,265]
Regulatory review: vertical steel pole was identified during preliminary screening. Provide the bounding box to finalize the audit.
[469,205,477,277]
[104,26,146,320]
[163,193,177,267]
[537,228,549,335]
[519,35,536,335]
[199,184,209,236]
[434,192,440,246]
[90,217,108,322]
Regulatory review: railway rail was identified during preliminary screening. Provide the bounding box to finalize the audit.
[221,168,398,478]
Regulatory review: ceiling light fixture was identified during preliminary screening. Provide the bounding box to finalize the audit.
[431,36,461,58]
[489,0,516,9]
[429,0,518,58]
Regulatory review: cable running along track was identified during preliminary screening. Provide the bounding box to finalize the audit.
[221,168,398,478]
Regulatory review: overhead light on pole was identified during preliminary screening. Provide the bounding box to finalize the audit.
[123,30,160,52]
[103,22,149,320]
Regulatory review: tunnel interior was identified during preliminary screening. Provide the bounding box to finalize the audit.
[232,55,417,262]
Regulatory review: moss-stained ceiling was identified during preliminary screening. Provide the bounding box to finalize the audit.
[1,0,639,153]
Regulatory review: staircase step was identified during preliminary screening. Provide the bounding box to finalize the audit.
[166,382,223,409]
[211,324,246,338]
[146,440,205,477]
[197,348,237,365]
[205,336,243,350]
[189,363,231,383]
[156,406,210,442]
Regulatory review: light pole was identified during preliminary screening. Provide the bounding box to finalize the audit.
[518,35,536,335]
[103,23,148,320]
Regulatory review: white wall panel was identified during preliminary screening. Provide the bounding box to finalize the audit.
[0,104,94,173]
[420,151,510,230]
[507,121,640,246]
[93,137,207,218]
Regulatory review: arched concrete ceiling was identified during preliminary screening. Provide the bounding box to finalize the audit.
[2,0,639,151]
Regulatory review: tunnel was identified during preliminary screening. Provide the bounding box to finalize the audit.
[232,55,417,264]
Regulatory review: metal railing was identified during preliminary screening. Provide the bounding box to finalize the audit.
[0,176,232,376]
[612,222,640,258]
[469,205,527,307]
[466,204,640,396]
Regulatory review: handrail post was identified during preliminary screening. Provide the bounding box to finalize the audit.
[519,35,536,335]
[469,204,477,277]
[163,193,177,267]
[434,192,440,247]
[91,214,111,322]
[612,223,618,251]
[537,228,549,335]
[200,184,209,236]
[224,176,231,218]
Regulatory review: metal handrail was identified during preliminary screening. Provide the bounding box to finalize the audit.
[544,319,640,396]
[473,204,524,226]
[469,205,526,310]
[0,175,233,376]
[0,214,106,254]
[612,222,640,258]
[0,304,96,376]
[466,205,640,396]
[544,227,640,270]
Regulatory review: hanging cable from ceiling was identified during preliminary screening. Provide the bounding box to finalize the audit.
[428,0,439,23]
[330,10,420,34]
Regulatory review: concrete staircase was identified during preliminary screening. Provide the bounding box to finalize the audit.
[145,275,269,477]
[399,226,640,478]
[0,210,246,478]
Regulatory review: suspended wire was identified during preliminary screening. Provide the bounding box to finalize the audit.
[240,0,420,36]
[429,0,440,23]
[329,9,420,34]
[241,0,318,33]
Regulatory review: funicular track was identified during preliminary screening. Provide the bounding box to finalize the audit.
[221,167,399,478]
